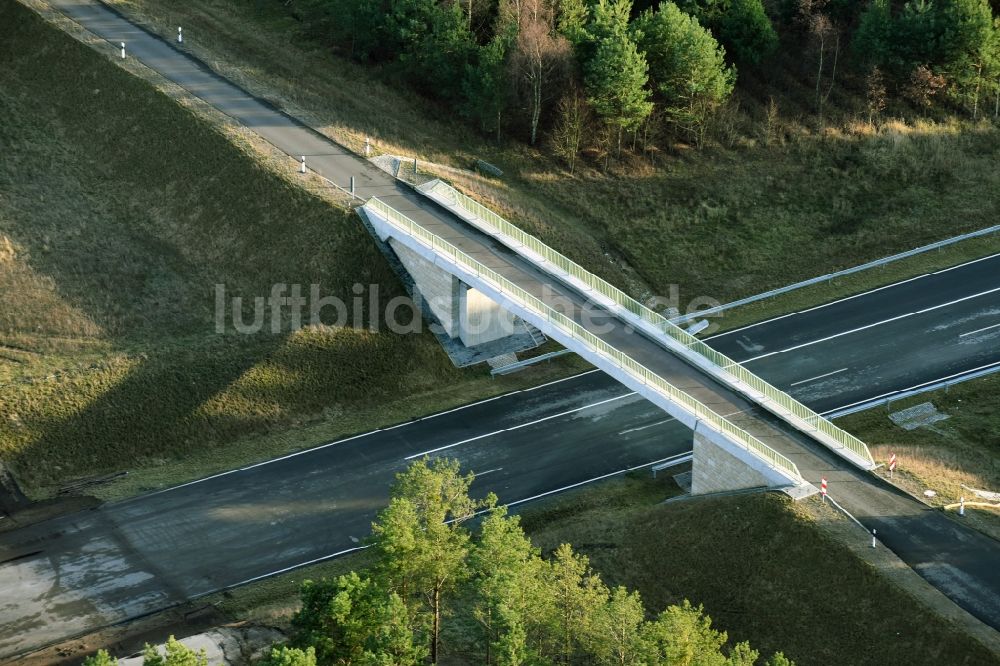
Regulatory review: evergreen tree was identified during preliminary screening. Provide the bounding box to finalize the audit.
[584,31,654,155]
[633,2,735,144]
[764,652,796,666]
[82,650,117,666]
[587,586,648,666]
[258,645,318,666]
[386,0,476,100]
[558,0,591,45]
[142,636,207,666]
[642,600,729,666]
[471,504,543,664]
[463,33,513,141]
[539,544,609,663]
[717,0,778,64]
[290,572,425,665]
[370,458,479,664]
[727,641,761,666]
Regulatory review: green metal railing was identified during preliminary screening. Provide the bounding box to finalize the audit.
[366,197,803,483]
[420,180,875,468]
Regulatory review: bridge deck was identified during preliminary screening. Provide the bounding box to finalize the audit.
[376,188,845,486]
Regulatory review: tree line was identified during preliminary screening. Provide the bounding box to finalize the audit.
[85,459,796,665]
[284,0,1000,164]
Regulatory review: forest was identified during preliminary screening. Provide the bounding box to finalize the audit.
[283,0,1000,166]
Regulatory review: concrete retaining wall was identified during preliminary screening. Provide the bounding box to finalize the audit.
[390,239,461,338]
[691,424,795,495]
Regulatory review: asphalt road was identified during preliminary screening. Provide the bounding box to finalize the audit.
[710,253,1000,414]
[3,0,1000,658]
[0,375,682,657]
[2,246,999,656]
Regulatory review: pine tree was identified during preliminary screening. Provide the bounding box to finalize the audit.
[370,458,479,664]
[718,0,778,65]
[257,645,317,666]
[587,586,648,666]
[584,32,654,156]
[463,34,513,141]
[642,600,728,666]
[632,2,735,144]
[82,650,117,666]
[539,544,609,662]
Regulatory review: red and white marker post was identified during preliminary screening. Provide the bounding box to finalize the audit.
[820,477,828,502]
[888,453,897,479]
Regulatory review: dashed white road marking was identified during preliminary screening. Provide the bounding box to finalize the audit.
[618,418,675,435]
[959,323,1000,338]
[706,252,1000,341]
[404,392,637,460]
[741,286,1000,364]
[790,367,848,386]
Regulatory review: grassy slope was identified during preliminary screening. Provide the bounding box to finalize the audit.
[520,477,997,666]
[839,374,1000,541]
[0,3,584,499]
[109,0,1000,311]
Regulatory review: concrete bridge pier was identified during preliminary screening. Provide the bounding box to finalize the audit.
[357,207,545,367]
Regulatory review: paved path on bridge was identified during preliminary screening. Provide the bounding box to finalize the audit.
[3,0,1000,657]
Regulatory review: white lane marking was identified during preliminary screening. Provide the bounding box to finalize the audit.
[706,311,801,339]
[404,432,501,461]
[741,286,1000,364]
[405,392,638,460]
[797,274,929,314]
[474,468,503,478]
[502,454,693,509]
[618,418,675,435]
[932,251,1000,275]
[420,390,521,420]
[959,323,1000,338]
[522,368,601,392]
[114,373,606,503]
[790,367,849,386]
[706,275,932,340]
[821,359,1000,415]
[706,252,1000,341]
[223,453,693,590]
[223,546,369,589]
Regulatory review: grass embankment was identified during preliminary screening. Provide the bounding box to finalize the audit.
[108,0,1000,313]
[0,3,585,500]
[703,233,998,333]
[208,475,998,666]
[839,374,1000,541]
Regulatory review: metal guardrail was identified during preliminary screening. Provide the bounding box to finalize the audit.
[671,226,1000,323]
[420,180,876,467]
[824,359,1000,419]
[365,197,804,484]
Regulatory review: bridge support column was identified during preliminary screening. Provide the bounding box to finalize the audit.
[691,423,797,495]
[458,283,519,347]
[356,211,544,366]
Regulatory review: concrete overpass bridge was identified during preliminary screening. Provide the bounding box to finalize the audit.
[359,180,876,496]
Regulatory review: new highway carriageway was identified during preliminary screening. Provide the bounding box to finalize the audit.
[2,0,1000,658]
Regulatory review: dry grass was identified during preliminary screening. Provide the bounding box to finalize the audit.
[0,3,585,500]
[839,375,1000,541]
[519,475,998,666]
